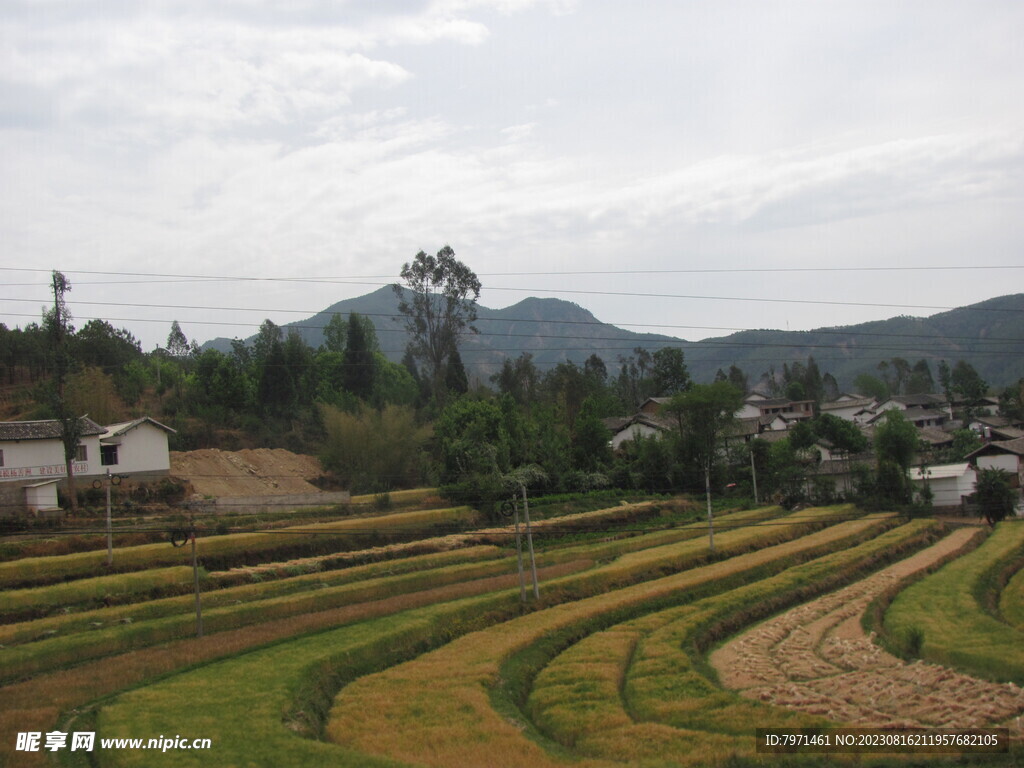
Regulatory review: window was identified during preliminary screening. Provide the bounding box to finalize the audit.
[100,445,119,466]
[0,449,4,467]
[75,445,88,462]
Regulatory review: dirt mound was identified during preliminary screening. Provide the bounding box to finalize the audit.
[170,448,325,499]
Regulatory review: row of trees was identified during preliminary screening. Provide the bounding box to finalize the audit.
[4,257,1018,522]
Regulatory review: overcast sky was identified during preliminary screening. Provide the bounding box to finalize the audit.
[1,0,1022,356]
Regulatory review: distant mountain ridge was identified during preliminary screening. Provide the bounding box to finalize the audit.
[202,288,1024,389]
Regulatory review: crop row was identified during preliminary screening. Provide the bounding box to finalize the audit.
[0,545,502,648]
[0,501,739,652]
[884,520,1024,683]
[1,566,197,623]
[527,521,945,764]
[0,506,479,588]
[0,505,781,682]
[91,507,896,766]
[326,516,922,767]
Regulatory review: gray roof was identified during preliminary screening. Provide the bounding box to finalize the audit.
[990,426,1024,441]
[968,437,1024,458]
[821,397,875,411]
[0,417,105,442]
[101,417,176,439]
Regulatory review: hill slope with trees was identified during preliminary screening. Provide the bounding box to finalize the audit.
[202,290,1024,390]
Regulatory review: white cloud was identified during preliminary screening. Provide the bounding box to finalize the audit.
[1,1,1022,351]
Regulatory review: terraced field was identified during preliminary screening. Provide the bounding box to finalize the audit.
[3,497,1023,767]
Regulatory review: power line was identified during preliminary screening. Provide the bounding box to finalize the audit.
[3,264,1023,285]
[5,283,1024,317]
[3,298,1022,345]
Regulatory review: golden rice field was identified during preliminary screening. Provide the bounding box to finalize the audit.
[2,495,1023,767]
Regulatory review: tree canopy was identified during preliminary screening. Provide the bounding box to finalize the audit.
[394,246,481,406]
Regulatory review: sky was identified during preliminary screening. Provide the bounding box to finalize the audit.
[1,0,1022,354]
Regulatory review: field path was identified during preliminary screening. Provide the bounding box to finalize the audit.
[711,527,1024,734]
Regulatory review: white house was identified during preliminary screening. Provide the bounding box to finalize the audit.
[819,396,877,424]
[0,416,175,515]
[967,438,1024,488]
[98,417,176,477]
[0,417,105,483]
[908,463,977,509]
[605,414,673,450]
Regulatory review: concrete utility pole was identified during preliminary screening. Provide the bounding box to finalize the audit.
[501,499,527,602]
[190,525,203,638]
[750,447,759,506]
[171,522,203,637]
[96,471,122,566]
[521,484,540,600]
[704,463,715,553]
[105,471,113,566]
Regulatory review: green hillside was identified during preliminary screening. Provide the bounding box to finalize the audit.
[203,289,1024,388]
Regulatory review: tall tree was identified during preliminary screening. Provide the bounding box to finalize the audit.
[854,372,889,401]
[166,320,191,359]
[257,337,293,412]
[342,312,375,400]
[873,410,919,506]
[252,319,283,366]
[394,246,481,406]
[445,346,469,397]
[664,381,743,551]
[727,364,748,394]
[47,271,83,512]
[649,347,690,396]
[906,359,935,395]
[974,468,1017,526]
[937,360,953,404]
[951,360,988,422]
[322,313,348,354]
[583,353,607,385]
[571,396,612,472]
[821,372,840,402]
[874,410,920,471]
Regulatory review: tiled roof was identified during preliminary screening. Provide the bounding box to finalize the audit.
[969,437,1024,458]
[918,426,954,446]
[0,417,105,442]
[821,397,875,411]
[101,416,176,439]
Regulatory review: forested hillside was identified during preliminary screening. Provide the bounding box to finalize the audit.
[203,289,1024,390]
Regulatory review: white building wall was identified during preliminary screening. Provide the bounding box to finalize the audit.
[911,467,977,507]
[0,436,101,482]
[105,424,172,475]
[735,403,761,419]
[977,455,1018,474]
[610,423,664,450]
[25,481,60,512]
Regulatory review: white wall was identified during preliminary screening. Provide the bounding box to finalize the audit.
[610,423,664,450]
[911,468,977,507]
[977,454,1019,474]
[0,436,100,482]
[102,423,171,475]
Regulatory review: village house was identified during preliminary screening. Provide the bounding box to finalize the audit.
[967,437,1024,489]
[908,463,978,510]
[0,416,175,517]
[819,395,878,424]
[603,413,675,450]
[867,406,950,430]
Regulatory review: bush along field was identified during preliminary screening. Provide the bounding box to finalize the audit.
[3,498,1024,767]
